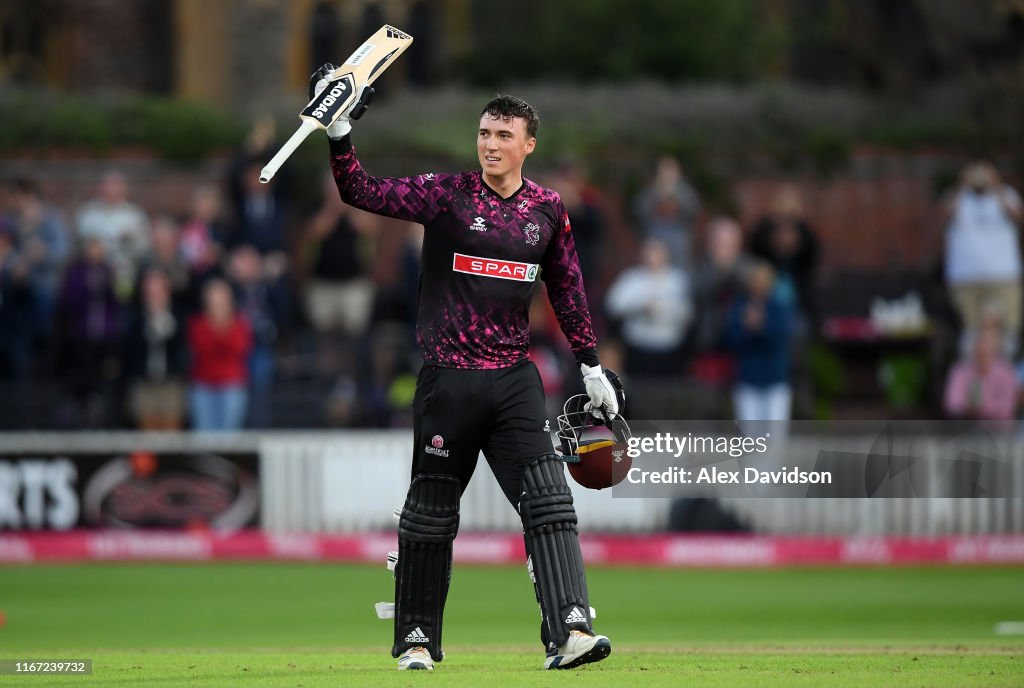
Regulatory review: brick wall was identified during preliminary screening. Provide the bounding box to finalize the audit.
[723,151,1017,273]
[732,174,944,273]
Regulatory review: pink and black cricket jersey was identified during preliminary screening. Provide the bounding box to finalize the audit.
[330,137,597,369]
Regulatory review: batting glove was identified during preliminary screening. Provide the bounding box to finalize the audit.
[309,63,375,140]
[581,363,619,420]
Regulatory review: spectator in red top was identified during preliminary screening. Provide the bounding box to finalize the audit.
[188,278,252,431]
[944,323,1017,422]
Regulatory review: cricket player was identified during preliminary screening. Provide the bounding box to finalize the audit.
[312,64,620,671]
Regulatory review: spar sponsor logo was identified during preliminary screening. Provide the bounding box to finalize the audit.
[452,253,539,282]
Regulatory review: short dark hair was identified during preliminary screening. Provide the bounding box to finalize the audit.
[480,95,539,139]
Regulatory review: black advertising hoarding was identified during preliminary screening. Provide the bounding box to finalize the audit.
[0,451,260,531]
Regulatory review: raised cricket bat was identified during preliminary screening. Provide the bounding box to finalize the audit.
[259,24,413,183]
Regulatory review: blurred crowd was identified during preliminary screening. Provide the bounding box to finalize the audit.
[0,121,409,431]
[0,141,1020,431]
[545,156,821,432]
[538,154,1024,430]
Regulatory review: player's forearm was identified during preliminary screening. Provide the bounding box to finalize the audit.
[572,345,599,368]
[329,136,385,213]
[545,269,598,365]
[550,294,599,366]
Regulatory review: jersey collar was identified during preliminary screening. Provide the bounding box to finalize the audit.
[479,171,528,202]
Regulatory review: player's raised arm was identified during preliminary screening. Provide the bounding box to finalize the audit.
[329,138,449,224]
[307,64,449,225]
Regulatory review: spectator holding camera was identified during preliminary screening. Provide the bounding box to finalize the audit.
[943,160,1023,353]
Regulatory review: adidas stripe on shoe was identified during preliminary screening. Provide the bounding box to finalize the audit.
[544,630,612,670]
[398,646,434,671]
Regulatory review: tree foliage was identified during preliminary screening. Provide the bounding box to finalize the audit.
[461,1,777,84]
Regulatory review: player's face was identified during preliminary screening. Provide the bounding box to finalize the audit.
[478,115,536,179]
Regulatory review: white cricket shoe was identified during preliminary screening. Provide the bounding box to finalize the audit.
[397,646,434,671]
[543,630,612,670]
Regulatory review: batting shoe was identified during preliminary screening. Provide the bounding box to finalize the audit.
[397,646,434,671]
[543,630,612,670]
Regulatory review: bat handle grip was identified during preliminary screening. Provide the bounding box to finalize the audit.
[260,119,319,183]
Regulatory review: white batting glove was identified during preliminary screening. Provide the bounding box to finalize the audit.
[581,364,618,420]
[327,116,352,140]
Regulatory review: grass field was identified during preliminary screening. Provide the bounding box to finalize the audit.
[0,563,1021,686]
